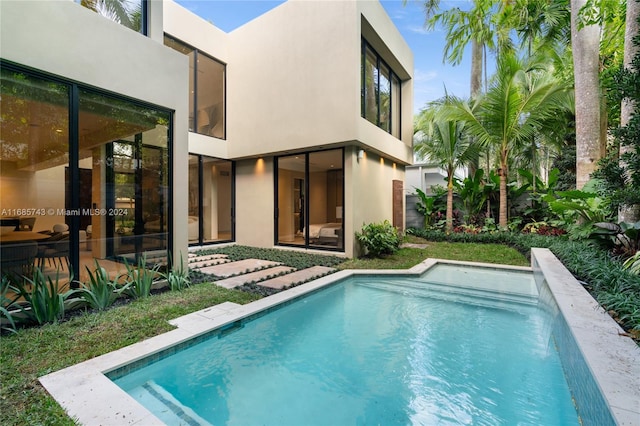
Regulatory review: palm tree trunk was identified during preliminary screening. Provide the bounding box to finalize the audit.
[499,154,508,228]
[446,177,454,232]
[468,38,483,178]
[571,0,603,189]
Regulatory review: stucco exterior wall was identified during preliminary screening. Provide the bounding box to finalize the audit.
[346,146,405,257]
[225,0,413,165]
[226,0,359,158]
[0,0,190,260]
[235,158,275,248]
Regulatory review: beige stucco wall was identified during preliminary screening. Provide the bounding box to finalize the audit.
[226,0,413,165]
[235,158,275,248]
[0,0,190,262]
[162,0,412,257]
[346,146,405,257]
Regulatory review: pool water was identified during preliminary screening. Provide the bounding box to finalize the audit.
[112,265,580,425]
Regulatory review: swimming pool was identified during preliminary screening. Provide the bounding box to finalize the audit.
[39,250,640,425]
[109,265,579,425]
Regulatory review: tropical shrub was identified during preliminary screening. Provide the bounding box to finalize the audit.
[623,251,640,275]
[545,181,614,239]
[356,220,402,257]
[589,221,640,257]
[414,187,446,228]
[454,169,495,225]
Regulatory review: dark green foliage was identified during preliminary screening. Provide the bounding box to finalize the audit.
[414,187,446,227]
[590,221,640,256]
[550,143,577,191]
[407,227,640,333]
[454,169,496,225]
[593,17,640,214]
[356,220,402,257]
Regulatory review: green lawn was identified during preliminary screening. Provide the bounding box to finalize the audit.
[0,241,528,426]
[338,239,529,270]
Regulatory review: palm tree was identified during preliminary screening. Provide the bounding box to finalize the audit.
[570,0,603,189]
[414,100,479,231]
[419,0,515,178]
[446,55,572,228]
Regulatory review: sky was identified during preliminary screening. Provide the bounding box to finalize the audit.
[174,0,477,115]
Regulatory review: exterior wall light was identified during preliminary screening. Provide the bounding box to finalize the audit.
[357,149,365,162]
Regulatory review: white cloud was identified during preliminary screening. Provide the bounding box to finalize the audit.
[414,70,438,82]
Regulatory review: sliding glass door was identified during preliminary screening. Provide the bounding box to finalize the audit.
[276,149,343,251]
[188,154,234,245]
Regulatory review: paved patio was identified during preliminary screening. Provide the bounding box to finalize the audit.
[188,254,336,291]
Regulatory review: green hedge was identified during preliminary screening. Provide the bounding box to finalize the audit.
[408,228,640,333]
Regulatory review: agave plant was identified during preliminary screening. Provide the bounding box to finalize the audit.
[1,275,20,333]
[122,255,162,299]
[76,260,129,311]
[162,252,191,292]
[9,268,77,325]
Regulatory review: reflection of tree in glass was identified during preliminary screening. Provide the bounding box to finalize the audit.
[0,70,69,168]
[80,0,142,32]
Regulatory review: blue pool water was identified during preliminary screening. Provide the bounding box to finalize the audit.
[112,265,580,425]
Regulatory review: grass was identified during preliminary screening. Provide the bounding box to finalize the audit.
[0,240,528,425]
[338,238,529,270]
[0,283,259,426]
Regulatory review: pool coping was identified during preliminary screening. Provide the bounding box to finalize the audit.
[39,252,640,426]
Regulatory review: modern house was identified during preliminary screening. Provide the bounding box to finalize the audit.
[0,0,413,280]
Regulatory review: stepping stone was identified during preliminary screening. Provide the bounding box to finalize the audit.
[400,243,429,249]
[199,258,281,278]
[259,266,335,290]
[215,266,296,289]
[188,254,228,263]
[189,258,230,269]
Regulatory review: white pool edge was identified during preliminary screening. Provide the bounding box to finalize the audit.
[39,252,640,426]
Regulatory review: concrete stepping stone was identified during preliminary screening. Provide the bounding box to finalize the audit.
[215,266,296,289]
[189,254,228,263]
[198,258,281,278]
[189,258,230,269]
[259,266,336,290]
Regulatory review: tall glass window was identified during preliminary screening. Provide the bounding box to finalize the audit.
[0,68,70,280]
[78,0,146,34]
[0,64,171,283]
[165,35,226,139]
[189,154,234,245]
[276,149,343,251]
[361,40,401,139]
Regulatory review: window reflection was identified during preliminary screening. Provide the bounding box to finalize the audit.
[189,154,234,245]
[361,40,401,139]
[165,35,226,139]
[0,66,171,283]
[78,0,145,33]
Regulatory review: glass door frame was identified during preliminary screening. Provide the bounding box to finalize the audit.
[274,148,344,252]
